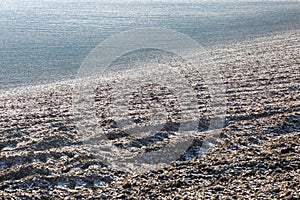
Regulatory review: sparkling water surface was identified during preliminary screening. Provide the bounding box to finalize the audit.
[0,0,299,89]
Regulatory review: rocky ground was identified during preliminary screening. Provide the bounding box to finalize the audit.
[0,30,299,199]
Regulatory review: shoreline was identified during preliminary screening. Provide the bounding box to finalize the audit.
[1,28,299,93]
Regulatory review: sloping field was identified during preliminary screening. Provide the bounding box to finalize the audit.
[0,30,299,199]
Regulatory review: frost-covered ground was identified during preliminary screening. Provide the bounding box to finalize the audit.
[0,30,299,199]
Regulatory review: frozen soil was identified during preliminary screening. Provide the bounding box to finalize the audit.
[0,30,299,199]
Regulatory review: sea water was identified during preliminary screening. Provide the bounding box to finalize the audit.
[0,0,299,89]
